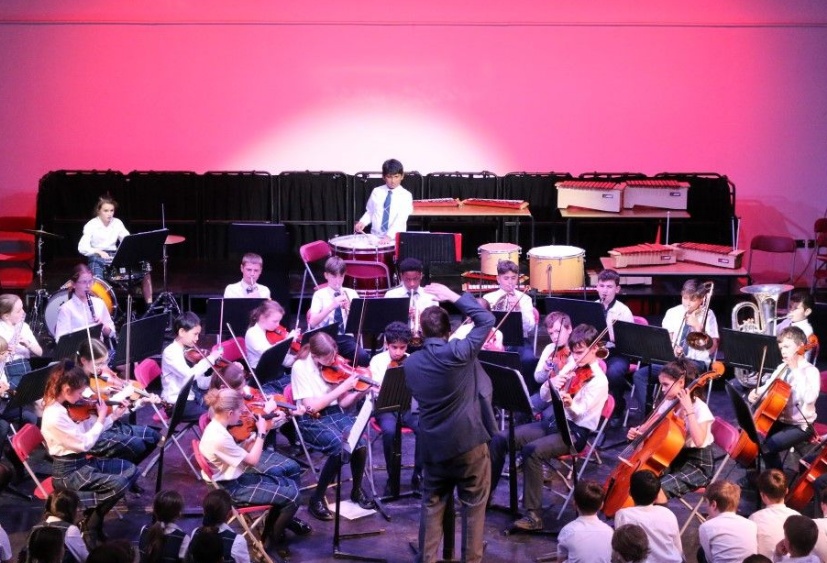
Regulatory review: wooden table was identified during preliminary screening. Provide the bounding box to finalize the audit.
[411,204,534,248]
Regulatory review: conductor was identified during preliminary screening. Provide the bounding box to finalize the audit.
[403,283,496,563]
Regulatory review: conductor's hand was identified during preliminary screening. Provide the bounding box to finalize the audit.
[423,283,460,304]
[354,221,366,234]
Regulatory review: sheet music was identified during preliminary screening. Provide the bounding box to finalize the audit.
[347,396,374,453]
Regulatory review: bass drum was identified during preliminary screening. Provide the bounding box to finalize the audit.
[45,277,117,337]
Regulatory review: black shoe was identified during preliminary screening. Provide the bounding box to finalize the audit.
[129,481,145,495]
[308,498,333,521]
[286,516,312,536]
[411,472,422,491]
[350,489,376,510]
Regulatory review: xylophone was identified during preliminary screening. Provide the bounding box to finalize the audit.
[608,243,677,268]
[556,180,623,213]
[621,179,689,211]
[674,242,744,269]
[462,198,529,210]
[412,198,461,208]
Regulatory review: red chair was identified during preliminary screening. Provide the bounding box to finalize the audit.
[342,260,391,298]
[747,234,797,285]
[813,218,827,293]
[0,216,35,290]
[299,240,333,293]
[218,337,246,363]
[134,358,167,424]
[10,423,54,500]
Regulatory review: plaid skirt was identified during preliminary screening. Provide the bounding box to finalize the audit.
[89,421,161,463]
[218,450,302,508]
[661,445,715,499]
[52,454,136,509]
[296,406,366,455]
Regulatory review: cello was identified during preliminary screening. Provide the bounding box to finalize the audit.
[787,439,827,511]
[602,361,725,517]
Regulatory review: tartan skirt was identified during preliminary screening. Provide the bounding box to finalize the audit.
[52,454,136,508]
[218,450,302,508]
[296,406,367,455]
[660,445,715,499]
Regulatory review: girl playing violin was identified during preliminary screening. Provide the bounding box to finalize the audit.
[244,300,298,392]
[40,362,137,546]
[0,293,43,379]
[161,312,223,421]
[489,324,608,531]
[290,332,376,521]
[747,326,820,470]
[76,339,161,471]
[529,311,573,417]
[54,264,117,343]
[199,388,310,556]
[627,358,714,503]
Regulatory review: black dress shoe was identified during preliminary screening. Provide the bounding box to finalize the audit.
[308,498,333,521]
[286,516,312,536]
[350,489,376,510]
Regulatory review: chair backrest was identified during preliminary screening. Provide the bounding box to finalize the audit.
[750,235,797,253]
[133,358,162,388]
[300,240,332,264]
[190,439,216,482]
[814,218,827,235]
[632,315,649,326]
[219,337,246,362]
[343,260,391,285]
[600,394,616,420]
[10,423,44,463]
[198,412,211,433]
[711,416,740,455]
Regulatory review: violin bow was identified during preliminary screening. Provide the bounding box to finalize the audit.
[218,298,225,349]
[226,322,273,401]
[485,291,523,347]
[351,295,369,370]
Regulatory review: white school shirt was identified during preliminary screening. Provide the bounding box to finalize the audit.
[556,514,613,563]
[41,401,114,456]
[309,285,359,332]
[483,288,536,338]
[662,303,719,364]
[749,503,801,559]
[291,355,338,406]
[54,293,115,342]
[752,360,820,428]
[597,297,634,342]
[200,419,249,481]
[698,511,758,563]
[45,515,89,563]
[655,396,714,448]
[0,524,11,562]
[357,185,413,239]
[160,340,213,404]
[223,281,271,300]
[0,319,36,360]
[615,504,683,563]
[78,216,129,257]
[244,324,271,369]
[385,284,438,330]
[539,361,608,432]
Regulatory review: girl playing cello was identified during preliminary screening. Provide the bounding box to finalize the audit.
[626,358,715,504]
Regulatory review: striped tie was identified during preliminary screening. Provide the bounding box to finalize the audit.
[380,189,393,234]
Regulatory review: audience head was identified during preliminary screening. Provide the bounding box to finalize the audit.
[629,470,660,506]
[86,539,137,563]
[187,528,224,563]
[45,489,80,523]
[611,524,650,563]
[704,480,740,515]
[756,468,787,503]
[202,489,233,528]
[742,556,772,563]
[143,490,185,563]
[24,525,65,563]
[782,514,818,557]
[572,479,605,516]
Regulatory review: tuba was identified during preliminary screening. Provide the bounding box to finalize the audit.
[732,283,794,387]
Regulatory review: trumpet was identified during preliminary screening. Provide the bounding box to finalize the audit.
[684,282,715,351]
[409,291,423,347]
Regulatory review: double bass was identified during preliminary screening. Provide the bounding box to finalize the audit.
[602,362,725,517]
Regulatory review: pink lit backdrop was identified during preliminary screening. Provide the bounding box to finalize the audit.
[1,2,826,282]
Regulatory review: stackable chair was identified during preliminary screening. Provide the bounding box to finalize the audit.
[814,218,827,294]
[299,240,333,295]
[747,234,797,285]
[191,439,275,563]
[342,260,391,298]
[676,416,741,534]
[9,423,53,500]
[217,337,247,363]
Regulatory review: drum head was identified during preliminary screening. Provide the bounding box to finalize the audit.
[478,242,521,254]
[527,245,585,259]
[330,234,393,250]
[44,289,70,337]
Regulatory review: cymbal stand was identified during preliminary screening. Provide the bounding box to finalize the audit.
[145,205,181,325]
[27,231,50,339]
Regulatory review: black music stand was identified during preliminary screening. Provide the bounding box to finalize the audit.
[345,298,408,336]
[725,381,764,509]
[205,298,265,337]
[479,350,521,371]
[5,363,54,414]
[613,321,676,365]
[397,232,460,284]
[491,311,525,348]
[374,366,414,503]
[52,325,103,361]
[255,337,294,386]
[111,314,167,366]
[544,297,607,333]
[483,360,532,516]
[720,328,782,375]
[111,228,169,271]
[299,322,339,345]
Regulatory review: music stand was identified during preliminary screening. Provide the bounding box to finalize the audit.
[111,228,169,270]
[720,328,782,374]
[205,298,265,337]
[374,366,414,503]
[396,232,460,283]
[613,321,676,365]
[483,360,532,516]
[299,322,339,344]
[344,298,408,336]
[52,325,103,362]
[544,297,607,333]
[229,223,291,318]
[111,314,167,366]
[5,363,54,413]
[491,311,525,348]
[725,381,764,509]
[479,350,521,371]
[255,338,294,386]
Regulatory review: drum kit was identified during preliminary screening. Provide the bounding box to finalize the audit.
[23,227,187,340]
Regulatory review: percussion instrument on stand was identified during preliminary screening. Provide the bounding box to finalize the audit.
[20,227,64,340]
[526,245,585,293]
[329,234,395,296]
[143,233,184,324]
[477,242,521,276]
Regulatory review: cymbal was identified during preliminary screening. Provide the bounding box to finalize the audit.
[21,228,64,239]
[165,234,186,245]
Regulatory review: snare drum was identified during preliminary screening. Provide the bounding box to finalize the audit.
[527,246,585,293]
[330,234,395,297]
[45,277,117,337]
[478,243,522,276]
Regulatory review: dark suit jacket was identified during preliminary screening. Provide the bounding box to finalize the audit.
[403,293,496,464]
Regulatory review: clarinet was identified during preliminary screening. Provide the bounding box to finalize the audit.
[87,291,117,349]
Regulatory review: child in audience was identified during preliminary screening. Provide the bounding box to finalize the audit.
[187,489,250,563]
[138,490,190,563]
[772,515,820,562]
[810,489,827,562]
[611,524,650,563]
[556,479,613,563]
[614,470,683,563]
[224,253,270,299]
[749,469,800,559]
[24,490,88,563]
[697,480,757,563]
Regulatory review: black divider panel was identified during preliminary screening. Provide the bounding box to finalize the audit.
[502,172,571,246]
[656,173,735,246]
[352,171,424,230]
[126,171,202,259]
[36,170,128,261]
[425,172,499,257]
[201,171,273,260]
[277,172,350,254]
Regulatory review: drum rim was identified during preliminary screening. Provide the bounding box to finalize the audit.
[527,245,585,258]
[478,242,522,253]
[330,234,394,250]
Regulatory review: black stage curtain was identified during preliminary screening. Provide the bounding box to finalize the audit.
[425,172,499,254]
[502,172,572,247]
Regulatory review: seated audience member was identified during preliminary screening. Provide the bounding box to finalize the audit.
[614,470,683,563]
[772,514,820,563]
[611,524,650,563]
[184,529,223,563]
[810,489,827,562]
[743,556,772,563]
[86,540,137,563]
[749,469,800,559]
[697,481,757,563]
[556,480,613,563]
[138,490,190,563]
[21,526,66,563]
[187,489,250,563]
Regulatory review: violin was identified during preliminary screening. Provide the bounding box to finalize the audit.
[320,355,379,392]
[799,334,819,357]
[62,398,124,423]
[266,325,289,345]
[185,347,231,372]
[566,365,595,396]
[227,410,283,443]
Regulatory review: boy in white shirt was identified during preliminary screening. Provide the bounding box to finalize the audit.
[354,158,413,241]
[772,514,820,563]
[749,469,800,559]
[698,480,758,563]
[595,269,635,422]
[223,253,270,299]
[556,479,613,563]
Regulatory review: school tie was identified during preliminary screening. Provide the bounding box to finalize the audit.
[380,189,393,234]
[333,291,345,334]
